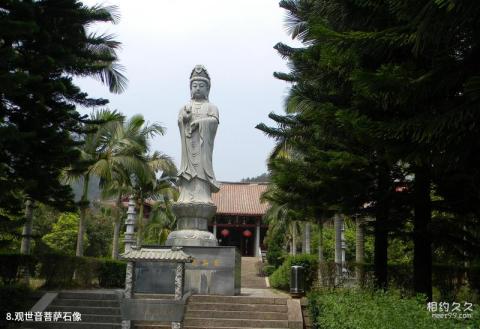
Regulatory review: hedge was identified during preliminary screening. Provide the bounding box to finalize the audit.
[269,254,318,291]
[0,253,126,288]
[308,289,479,329]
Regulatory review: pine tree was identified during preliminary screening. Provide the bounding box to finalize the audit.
[0,0,127,248]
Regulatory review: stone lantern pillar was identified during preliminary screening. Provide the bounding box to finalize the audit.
[122,197,137,329]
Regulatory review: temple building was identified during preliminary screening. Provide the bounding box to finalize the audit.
[209,182,269,257]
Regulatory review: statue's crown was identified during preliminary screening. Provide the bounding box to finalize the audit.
[190,65,211,86]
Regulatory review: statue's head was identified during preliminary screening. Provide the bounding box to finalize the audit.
[190,65,210,100]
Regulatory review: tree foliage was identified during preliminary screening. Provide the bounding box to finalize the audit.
[0,0,127,248]
[258,0,480,299]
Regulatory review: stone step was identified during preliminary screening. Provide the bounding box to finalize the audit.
[58,292,119,300]
[136,326,287,329]
[21,322,121,329]
[51,299,119,308]
[133,294,175,299]
[186,310,288,320]
[184,318,289,328]
[188,302,287,313]
[188,295,287,305]
[80,314,122,323]
[45,305,121,316]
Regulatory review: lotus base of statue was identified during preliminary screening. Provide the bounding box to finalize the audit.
[165,202,218,247]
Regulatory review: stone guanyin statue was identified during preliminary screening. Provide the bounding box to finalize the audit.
[165,65,219,247]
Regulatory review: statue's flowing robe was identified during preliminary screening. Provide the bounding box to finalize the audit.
[178,101,220,203]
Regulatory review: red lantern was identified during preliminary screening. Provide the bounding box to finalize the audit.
[221,229,230,238]
[243,229,252,238]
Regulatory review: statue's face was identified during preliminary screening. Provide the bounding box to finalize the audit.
[191,80,209,100]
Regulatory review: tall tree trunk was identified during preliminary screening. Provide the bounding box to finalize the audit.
[111,193,122,259]
[303,221,311,254]
[374,166,390,289]
[334,214,343,276]
[413,166,432,301]
[291,222,297,256]
[374,202,388,289]
[318,221,324,285]
[76,174,90,257]
[20,197,34,255]
[355,216,365,285]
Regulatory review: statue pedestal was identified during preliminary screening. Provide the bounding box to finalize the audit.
[165,202,218,247]
[134,246,241,295]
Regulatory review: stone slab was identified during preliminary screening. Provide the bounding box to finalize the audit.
[121,298,185,322]
[134,246,241,295]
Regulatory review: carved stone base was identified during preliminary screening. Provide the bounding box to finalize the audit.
[165,202,218,247]
[165,229,217,247]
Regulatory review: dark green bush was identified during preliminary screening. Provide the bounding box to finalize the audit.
[308,289,479,329]
[38,253,77,288]
[0,254,37,285]
[0,284,34,328]
[98,259,126,288]
[0,253,126,288]
[265,225,287,268]
[75,256,102,287]
[269,254,318,291]
[263,264,277,277]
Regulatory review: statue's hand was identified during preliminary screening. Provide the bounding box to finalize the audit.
[183,106,191,122]
[190,121,199,130]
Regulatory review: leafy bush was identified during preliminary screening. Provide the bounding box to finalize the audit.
[98,259,126,288]
[265,226,287,268]
[42,213,88,255]
[38,253,78,287]
[0,253,37,285]
[75,256,102,287]
[0,253,125,288]
[0,284,35,328]
[308,289,479,329]
[269,254,318,291]
[263,264,277,276]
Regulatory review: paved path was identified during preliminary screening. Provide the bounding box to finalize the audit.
[241,256,268,289]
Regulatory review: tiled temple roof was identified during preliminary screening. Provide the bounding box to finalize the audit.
[212,182,269,216]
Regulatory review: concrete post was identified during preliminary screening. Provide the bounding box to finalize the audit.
[254,218,261,257]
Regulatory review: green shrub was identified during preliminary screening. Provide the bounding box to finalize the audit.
[0,283,37,328]
[264,224,288,268]
[269,254,318,291]
[263,264,277,277]
[98,259,126,288]
[0,253,126,289]
[75,256,102,287]
[0,253,37,285]
[308,289,479,329]
[38,253,77,288]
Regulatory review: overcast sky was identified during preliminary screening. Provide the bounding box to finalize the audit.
[76,0,297,182]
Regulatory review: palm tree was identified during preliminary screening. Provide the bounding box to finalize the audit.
[132,152,177,247]
[100,114,176,257]
[100,169,130,259]
[67,109,149,256]
[143,178,179,245]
